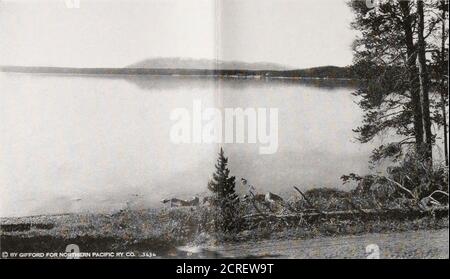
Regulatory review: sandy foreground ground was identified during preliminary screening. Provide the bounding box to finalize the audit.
[218,229,449,259]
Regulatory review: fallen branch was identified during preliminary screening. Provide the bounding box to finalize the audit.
[246,191,291,226]
[344,198,367,215]
[382,177,418,200]
[428,190,449,198]
[248,191,273,214]
[250,199,266,216]
[293,186,324,214]
[241,206,449,222]
[422,190,448,206]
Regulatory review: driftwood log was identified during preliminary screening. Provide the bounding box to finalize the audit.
[242,206,449,224]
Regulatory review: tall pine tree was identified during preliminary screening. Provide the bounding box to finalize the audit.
[348,0,445,164]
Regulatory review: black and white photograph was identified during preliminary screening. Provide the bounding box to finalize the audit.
[0,0,448,263]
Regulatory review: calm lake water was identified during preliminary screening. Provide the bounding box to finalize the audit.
[0,73,377,217]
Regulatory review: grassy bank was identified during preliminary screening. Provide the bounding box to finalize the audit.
[1,203,448,258]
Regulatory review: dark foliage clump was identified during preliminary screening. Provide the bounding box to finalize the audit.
[207,148,241,233]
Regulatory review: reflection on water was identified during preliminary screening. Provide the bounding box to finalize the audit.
[0,73,375,217]
[122,74,357,90]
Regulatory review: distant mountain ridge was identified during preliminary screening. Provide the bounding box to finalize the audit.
[127,57,291,71]
[0,58,354,79]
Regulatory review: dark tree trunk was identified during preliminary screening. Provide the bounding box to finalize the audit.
[417,0,433,163]
[440,0,449,166]
[400,1,425,153]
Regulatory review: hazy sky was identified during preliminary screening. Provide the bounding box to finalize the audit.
[0,0,356,68]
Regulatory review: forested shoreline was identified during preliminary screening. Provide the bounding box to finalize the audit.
[0,65,354,79]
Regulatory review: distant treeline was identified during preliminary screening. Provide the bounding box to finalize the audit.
[0,65,355,79]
